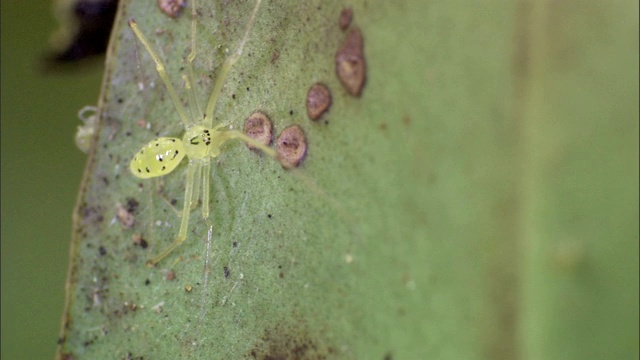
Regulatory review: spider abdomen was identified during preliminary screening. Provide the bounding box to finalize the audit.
[130,137,186,179]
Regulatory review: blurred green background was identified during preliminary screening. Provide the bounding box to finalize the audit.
[1,1,103,358]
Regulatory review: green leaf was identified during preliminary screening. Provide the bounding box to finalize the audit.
[57,0,639,359]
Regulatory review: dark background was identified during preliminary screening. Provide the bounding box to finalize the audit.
[1,1,104,358]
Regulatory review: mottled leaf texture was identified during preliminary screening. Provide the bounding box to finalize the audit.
[57,1,639,359]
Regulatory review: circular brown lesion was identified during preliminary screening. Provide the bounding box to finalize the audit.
[306,83,332,121]
[157,0,186,18]
[276,125,307,169]
[335,28,366,97]
[339,7,353,31]
[244,111,273,150]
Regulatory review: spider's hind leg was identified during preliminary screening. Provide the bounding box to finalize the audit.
[147,159,201,266]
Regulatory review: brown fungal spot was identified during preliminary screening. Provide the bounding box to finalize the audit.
[335,28,367,96]
[271,49,280,64]
[157,0,185,18]
[403,114,411,127]
[132,234,148,248]
[126,197,139,212]
[276,125,307,169]
[247,318,336,359]
[306,83,332,120]
[244,111,273,151]
[339,7,353,30]
[116,203,135,229]
[165,269,176,281]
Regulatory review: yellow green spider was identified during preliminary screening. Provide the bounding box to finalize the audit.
[128,0,277,266]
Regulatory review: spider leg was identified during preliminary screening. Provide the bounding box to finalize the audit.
[201,159,211,219]
[185,0,203,121]
[129,20,192,127]
[147,159,200,266]
[223,129,277,158]
[203,0,263,127]
[191,159,203,210]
